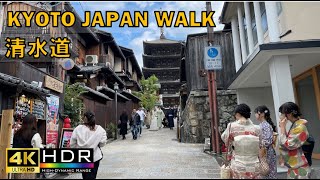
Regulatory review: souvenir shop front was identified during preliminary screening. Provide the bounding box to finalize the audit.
[0,61,64,149]
[0,72,49,145]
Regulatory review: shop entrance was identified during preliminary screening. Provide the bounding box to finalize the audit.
[293,64,320,159]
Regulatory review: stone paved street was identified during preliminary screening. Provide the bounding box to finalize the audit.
[63,119,221,179]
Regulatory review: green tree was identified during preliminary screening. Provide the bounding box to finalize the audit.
[133,75,160,111]
[64,83,87,127]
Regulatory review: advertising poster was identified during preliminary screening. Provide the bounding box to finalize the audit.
[46,95,60,148]
[59,128,74,148]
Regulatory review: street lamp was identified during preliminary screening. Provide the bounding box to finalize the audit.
[114,82,119,140]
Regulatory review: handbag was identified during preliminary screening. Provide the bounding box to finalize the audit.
[220,123,232,179]
[259,147,270,176]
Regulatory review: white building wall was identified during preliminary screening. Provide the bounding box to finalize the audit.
[236,87,276,126]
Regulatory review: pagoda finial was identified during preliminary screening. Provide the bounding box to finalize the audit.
[160,8,165,39]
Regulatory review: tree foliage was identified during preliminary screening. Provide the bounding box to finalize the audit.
[64,83,87,127]
[132,75,160,111]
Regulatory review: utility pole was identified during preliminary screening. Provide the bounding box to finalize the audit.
[206,1,221,154]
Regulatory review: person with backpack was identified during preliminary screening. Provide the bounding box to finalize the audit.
[278,102,312,179]
[130,109,141,140]
[221,104,261,179]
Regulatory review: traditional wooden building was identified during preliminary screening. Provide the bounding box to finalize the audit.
[142,34,183,108]
[67,27,142,129]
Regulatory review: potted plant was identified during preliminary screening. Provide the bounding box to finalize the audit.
[106,122,116,139]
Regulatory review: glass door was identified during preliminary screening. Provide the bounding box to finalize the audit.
[294,65,320,158]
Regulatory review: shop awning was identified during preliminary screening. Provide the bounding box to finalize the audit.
[0,72,50,96]
[96,86,130,102]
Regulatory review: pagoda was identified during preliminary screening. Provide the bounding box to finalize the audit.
[142,29,183,108]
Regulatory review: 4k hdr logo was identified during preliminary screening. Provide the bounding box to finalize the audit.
[6,148,40,173]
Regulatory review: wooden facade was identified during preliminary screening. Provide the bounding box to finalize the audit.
[183,31,236,93]
[0,2,142,135]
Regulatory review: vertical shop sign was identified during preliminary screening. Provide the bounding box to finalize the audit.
[46,95,59,148]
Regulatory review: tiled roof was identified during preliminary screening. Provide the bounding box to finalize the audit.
[96,86,130,101]
[0,72,50,95]
[80,84,113,101]
[121,90,141,102]
[144,38,181,44]
[78,65,102,73]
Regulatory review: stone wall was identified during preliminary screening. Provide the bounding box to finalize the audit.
[180,90,237,143]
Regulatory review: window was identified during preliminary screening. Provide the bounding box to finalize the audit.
[243,16,249,55]
[260,2,268,33]
[250,2,258,46]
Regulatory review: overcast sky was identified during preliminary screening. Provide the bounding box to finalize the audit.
[71,1,225,68]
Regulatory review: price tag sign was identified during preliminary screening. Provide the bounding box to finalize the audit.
[204,46,222,70]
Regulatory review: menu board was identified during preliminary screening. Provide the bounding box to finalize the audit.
[32,99,46,120]
[15,96,31,117]
[59,128,74,148]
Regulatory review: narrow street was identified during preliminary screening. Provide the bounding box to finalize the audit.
[63,119,221,179]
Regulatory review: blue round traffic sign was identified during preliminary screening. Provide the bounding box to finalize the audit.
[207,48,218,58]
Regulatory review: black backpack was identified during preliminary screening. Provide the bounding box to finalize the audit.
[134,113,141,125]
[302,135,315,166]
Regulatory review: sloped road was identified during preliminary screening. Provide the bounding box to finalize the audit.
[64,120,221,179]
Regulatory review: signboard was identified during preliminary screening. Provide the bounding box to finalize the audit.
[59,128,74,148]
[46,95,60,148]
[204,46,222,70]
[44,75,64,93]
[60,58,75,70]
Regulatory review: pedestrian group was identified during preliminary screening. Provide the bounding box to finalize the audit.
[221,102,314,179]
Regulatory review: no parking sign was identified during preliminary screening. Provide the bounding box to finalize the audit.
[204,46,222,70]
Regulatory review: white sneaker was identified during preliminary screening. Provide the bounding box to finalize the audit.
[139,134,142,137]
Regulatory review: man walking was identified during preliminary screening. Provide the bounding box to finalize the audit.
[166,106,175,130]
[130,109,141,140]
[137,107,146,137]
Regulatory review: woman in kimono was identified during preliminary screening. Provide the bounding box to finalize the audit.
[155,106,165,129]
[278,102,311,179]
[221,104,261,179]
[255,105,277,179]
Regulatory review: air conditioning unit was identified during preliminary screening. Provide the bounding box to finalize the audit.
[85,55,98,66]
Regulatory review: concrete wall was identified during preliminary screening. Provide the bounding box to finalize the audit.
[237,87,276,125]
[280,2,320,42]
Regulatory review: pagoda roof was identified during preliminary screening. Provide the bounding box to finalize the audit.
[143,38,181,44]
[142,67,180,71]
[161,94,180,98]
[159,80,181,84]
[142,54,181,59]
